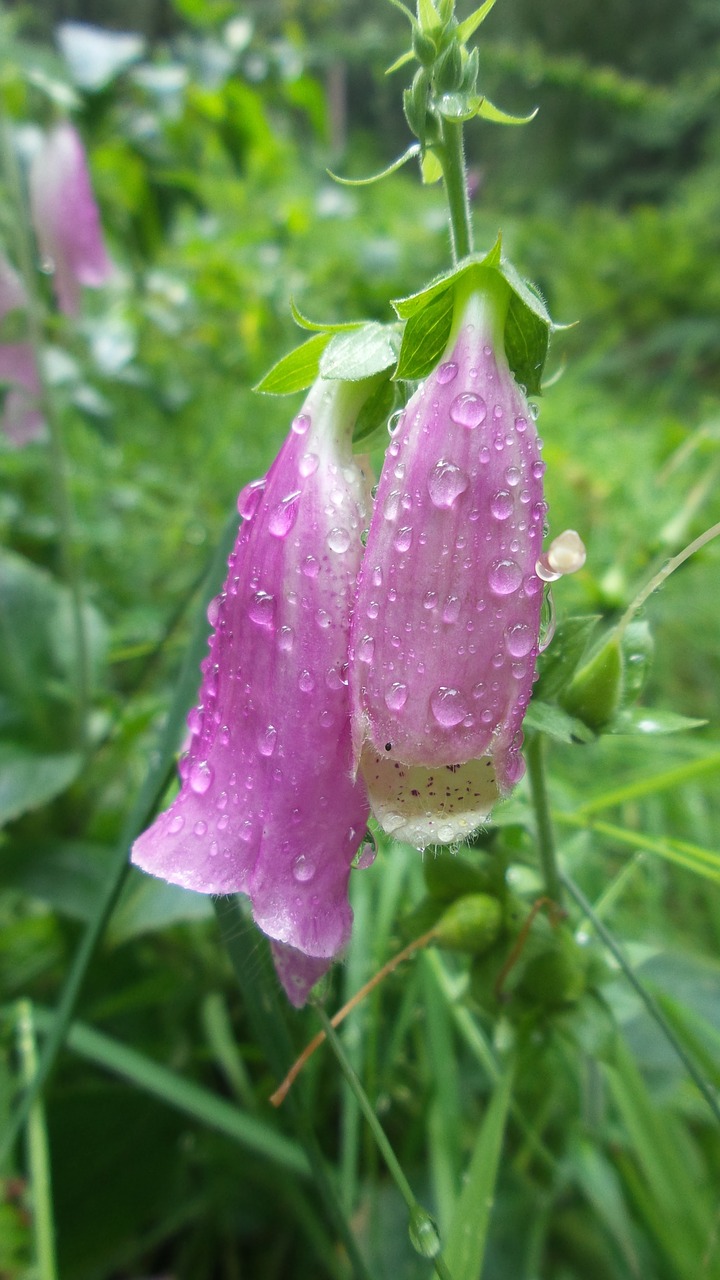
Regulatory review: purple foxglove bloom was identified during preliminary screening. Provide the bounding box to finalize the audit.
[132,378,372,1005]
[350,277,545,848]
[28,122,112,316]
[0,254,44,447]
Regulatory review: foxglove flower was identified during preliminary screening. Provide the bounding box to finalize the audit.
[350,277,545,848]
[0,254,44,447]
[29,122,112,316]
[132,377,372,1005]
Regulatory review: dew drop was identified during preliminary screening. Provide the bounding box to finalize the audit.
[490,490,513,520]
[430,686,468,728]
[436,360,458,385]
[187,705,203,735]
[357,635,375,664]
[299,670,315,692]
[449,392,487,429]
[258,725,277,757]
[384,681,408,711]
[299,451,319,477]
[383,490,401,521]
[194,820,207,837]
[394,525,413,552]
[292,413,310,435]
[529,402,540,421]
[217,813,229,831]
[442,596,461,624]
[367,599,379,620]
[206,595,222,628]
[316,608,332,629]
[423,590,438,611]
[327,527,351,554]
[515,415,527,434]
[293,854,316,883]
[489,559,522,595]
[268,491,301,537]
[372,565,383,588]
[427,459,469,509]
[505,465,521,488]
[302,555,319,578]
[506,622,535,657]
[248,591,276,628]
[532,460,546,480]
[353,838,377,869]
[237,478,265,520]
[168,814,185,834]
[278,625,294,651]
[189,760,213,795]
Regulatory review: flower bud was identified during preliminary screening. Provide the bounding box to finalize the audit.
[0,254,44,446]
[433,892,503,953]
[350,274,545,847]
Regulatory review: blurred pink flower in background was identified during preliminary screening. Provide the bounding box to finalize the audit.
[0,254,44,446]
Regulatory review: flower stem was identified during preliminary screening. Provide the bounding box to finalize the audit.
[16,1001,58,1280]
[314,1005,456,1280]
[0,113,91,754]
[525,731,563,905]
[437,117,473,263]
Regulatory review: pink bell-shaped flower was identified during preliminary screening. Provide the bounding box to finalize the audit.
[350,275,546,848]
[0,254,44,447]
[28,121,112,316]
[132,377,372,1006]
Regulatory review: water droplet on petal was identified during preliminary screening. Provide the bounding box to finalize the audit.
[490,490,513,520]
[206,595,222,628]
[292,413,310,435]
[430,686,468,727]
[299,670,314,692]
[383,490,401,521]
[394,526,413,552]
[423,590,438,611]
[293,854,316,882]
[249,591,276,628]
[357,635,375,663]
[268,491,301,537]
[372,565,383,588]
[532,460,546,479]
[327,527,351,554]
[384,681,408,711]
[436,360,458,385]
[168,814,185,834]
[237,478,265,520]
[515,415,527,433]
[489,560,522,595]
[278,625,294,651]
[187,705,203,735]
[505,465,521,488]
[442,596,461,624]
[506,623,535,657]
[427,459,469,509]
[302,555,319,578]
[316,608,332,629]
[258,725,277,757]
[299,451,319,477]
[194,819,207,837]
[449,392,487,429]
[189,760,213,795]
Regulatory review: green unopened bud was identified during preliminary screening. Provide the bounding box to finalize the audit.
[403,68,430,140]
[423,849,499,901]
[412,28,438,67]
[460,46,479,95]
[561,634,623,731]
[434,41,463,93]
[518,930,587,1007]
[433,893,503,954]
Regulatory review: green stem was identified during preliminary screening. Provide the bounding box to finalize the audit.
[525,731,562,905]
[16,1002,58,1280]
[437,117,473,263]
[315,1005,456,1280]
[0,113,91,754]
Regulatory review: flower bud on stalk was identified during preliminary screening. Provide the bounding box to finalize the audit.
[350,273,546,848]
[28,122,112,316]
[133,378,373,1006]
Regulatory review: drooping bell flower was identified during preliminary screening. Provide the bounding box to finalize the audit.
[349,273,545,848]
[132,377,372,1006]
[0,254,44,447]
[28,122,112,316]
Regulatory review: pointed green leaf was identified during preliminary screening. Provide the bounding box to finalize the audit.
[327,143,420,187]
[443,1062,514,1280]
[289,298,362,334]
[353,374,400,444]
[534,615,601,701]
[320,322,400,381]
[523,700,596,744]
[395,287,454,379]
[254,333,331,394]
[609,707,707,736]
[476,97,538,125]
[456,0,499,43]
[417,0,440,31]
[420,149,444,183]
[386,49,415,75]
[0,745,83,827]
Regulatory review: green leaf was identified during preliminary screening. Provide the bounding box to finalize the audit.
[327,143,420,187]
[609,707,707,736]
[456,0,499,44]
[417,0,440,31]
[0,840,115,919]
[254,332,331,394]
[476,96,538,126]
[395,287,454,379]
[386,49,415,75]
[289,300,363,334]
[353,374,400,444]
[107,869,213,945]
[523,699,596,744]
[443,1061,514,1280]
[319,323,400,382]
[420,149,444,183]
[0,744,82,828]
[534,615,600,701]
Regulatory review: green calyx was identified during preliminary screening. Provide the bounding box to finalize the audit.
[392,236,554,393]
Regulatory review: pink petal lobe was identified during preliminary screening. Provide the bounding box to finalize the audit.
[0,262,44,445]
[29,122,112,315]
[270,941,331,1008]
[133,379,372,966]
[350,284,544,847]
